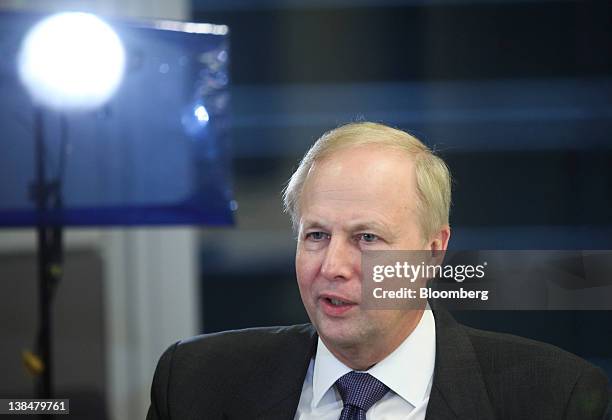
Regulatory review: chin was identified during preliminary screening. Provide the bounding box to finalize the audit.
[317,318,365,349]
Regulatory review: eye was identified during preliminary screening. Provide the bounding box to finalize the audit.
[305,231,329,241]
[358,233,379,243]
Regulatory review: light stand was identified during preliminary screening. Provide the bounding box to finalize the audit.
[31,107,65,399]
[18,12,126,400]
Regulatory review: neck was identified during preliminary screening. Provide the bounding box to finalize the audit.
[322,309,425,371]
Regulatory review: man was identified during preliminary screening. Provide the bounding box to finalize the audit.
[147,122,610,419]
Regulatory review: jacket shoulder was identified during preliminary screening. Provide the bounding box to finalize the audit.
[433,307,604,384]
[463,325,609,419]
[176,323,314,360]
[147,324,315,420]
[464,325,594,371]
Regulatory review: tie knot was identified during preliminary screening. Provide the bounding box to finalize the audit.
[335,371,389,413]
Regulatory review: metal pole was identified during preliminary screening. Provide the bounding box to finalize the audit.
[34,106,52,399]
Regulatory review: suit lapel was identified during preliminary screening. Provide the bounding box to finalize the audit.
[425,385,463,420]
[425,306,496,420]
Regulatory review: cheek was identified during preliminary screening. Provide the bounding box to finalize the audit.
[295,249,321,292]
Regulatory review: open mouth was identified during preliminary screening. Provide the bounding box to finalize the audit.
[320,295,357,316]
[325,297,352,306]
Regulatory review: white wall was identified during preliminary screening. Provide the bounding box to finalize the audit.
[1,0,188,20]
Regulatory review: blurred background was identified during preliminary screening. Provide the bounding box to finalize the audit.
[0,0,611,419]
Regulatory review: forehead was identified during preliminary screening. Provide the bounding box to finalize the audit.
[299,145,419,226]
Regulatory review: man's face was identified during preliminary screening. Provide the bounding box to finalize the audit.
[296,144,437,357]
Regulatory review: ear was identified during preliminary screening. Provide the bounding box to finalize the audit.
[428,225,451,252]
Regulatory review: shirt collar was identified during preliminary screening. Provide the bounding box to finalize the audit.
[311,308,436,408]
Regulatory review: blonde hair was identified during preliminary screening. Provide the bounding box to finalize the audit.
[282,122,451,241]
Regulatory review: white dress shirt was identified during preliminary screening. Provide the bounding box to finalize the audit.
[294,309,436,420]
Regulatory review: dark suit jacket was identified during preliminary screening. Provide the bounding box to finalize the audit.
[146,308,610,419]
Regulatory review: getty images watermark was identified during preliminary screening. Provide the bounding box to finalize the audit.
[361,250,612,310]
[362,251,489,310]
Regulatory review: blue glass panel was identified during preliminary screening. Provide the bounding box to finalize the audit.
[0,12,234,227]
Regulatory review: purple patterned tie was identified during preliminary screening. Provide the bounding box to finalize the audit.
[335,371,390,420]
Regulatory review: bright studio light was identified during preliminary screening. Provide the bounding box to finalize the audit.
[18,12,126,111]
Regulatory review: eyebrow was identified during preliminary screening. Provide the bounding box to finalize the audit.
[301,220,331,232]
[301,219,396,239]
[348,221,395,239]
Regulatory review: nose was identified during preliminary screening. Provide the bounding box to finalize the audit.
[320,236,359,281]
